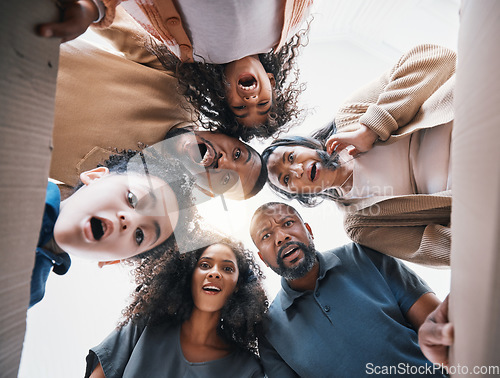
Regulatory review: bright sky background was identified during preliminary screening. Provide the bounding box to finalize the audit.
[19,1,460,376]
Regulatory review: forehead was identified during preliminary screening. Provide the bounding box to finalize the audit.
[251,204,301,230]
[201,243,237,262]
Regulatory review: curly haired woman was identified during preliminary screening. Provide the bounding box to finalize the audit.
[38,0,312,140]
[85,235,268,377]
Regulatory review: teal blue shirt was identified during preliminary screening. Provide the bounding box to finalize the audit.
[259,243,446,378]
[30,182,71,307]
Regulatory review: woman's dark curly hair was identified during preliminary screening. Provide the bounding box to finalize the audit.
[262,120,342,207]
[121,232,268,354]
[75,148,202,261]
[149,25,310,141]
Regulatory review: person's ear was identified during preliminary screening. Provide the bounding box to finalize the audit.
[267,73,276,88]
[305,223,314,239]
[98,260,121,268]
[257,251,269,267]
[80,167,109,185]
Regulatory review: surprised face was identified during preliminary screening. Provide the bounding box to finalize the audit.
[54,168,179,262]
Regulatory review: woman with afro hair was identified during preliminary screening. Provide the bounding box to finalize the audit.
[85,233,268,377]
[38,0,312,141]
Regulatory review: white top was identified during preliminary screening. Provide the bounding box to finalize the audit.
[344,122,453,204]
[176,0,283,63]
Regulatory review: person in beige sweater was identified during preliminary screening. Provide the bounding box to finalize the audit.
[262,44,455,266]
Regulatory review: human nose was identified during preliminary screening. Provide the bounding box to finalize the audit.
[216,151,235,170]
[242,94,258,103]
[289,163,303,178]
[275,228,291,246]
[208,265,221,279]
[117,210,137,232]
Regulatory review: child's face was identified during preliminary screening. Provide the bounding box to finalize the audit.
[224,55,276,128]
[54,168,179,262]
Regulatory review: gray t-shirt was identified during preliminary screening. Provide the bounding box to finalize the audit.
[85,322,264,378]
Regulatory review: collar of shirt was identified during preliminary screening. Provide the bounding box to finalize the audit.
[279,251,342,311]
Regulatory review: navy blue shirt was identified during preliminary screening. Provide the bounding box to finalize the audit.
[259,243,446,378]
[30,182,71,307]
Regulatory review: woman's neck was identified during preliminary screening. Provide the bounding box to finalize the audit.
[181,308,225,347]
[180,308,231,363]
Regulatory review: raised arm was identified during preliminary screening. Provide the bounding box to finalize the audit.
[37,0,120,42]
[330,44,456,154]
[343,194,452,266]
[37,0,99,42]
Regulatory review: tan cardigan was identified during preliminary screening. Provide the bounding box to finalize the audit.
[335,44,456,267]
[49,11,194,187]
[96,0,313,62]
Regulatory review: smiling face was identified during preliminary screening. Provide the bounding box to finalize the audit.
[224,55,276,128]
[250,203,316,280]
[54,168,179,262]
[191,244,240,313]
[267,145,339,196]
[173,130,263,199]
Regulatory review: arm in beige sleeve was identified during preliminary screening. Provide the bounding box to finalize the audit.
[344,213,451,267]
[359,44,456,140]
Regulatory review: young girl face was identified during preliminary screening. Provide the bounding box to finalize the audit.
[224,55,275,128]
[54,168,180,262]
[266,145,338,195]
[191,244,239,313]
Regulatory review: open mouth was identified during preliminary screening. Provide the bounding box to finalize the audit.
[310,163,317,181]
[90,217,105,240]
[203,285,221,293]
[186,142,215,167]
[281,247,298,260]
[238,74,257,91]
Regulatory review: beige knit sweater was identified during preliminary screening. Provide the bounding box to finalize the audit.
[335,44,456,267]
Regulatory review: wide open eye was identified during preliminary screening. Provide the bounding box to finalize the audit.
[284,175,290,186]
[127,191,138,208]
[135,228,144,245]
[288,153,294,163]
[233,148,241,160]
[199,261,210,269]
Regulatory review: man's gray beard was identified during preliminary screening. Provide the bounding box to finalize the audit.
[271,240,317,280]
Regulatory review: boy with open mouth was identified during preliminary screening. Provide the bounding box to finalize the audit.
[31,151,198,308]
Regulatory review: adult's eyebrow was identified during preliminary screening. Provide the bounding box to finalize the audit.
[257,226,270,238]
